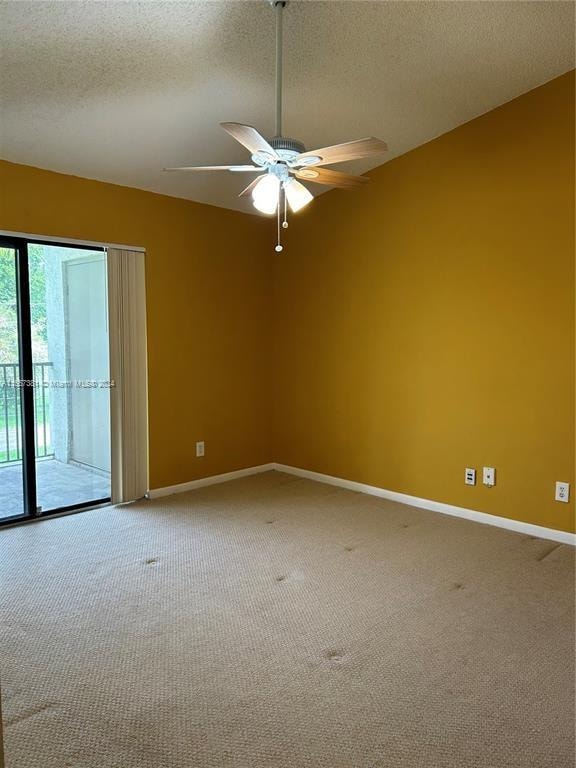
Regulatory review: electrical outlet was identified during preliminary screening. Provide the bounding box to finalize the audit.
[465,468,476,486]
[555,482,570,503]
[482,467,496,487]
[195,441,205,458]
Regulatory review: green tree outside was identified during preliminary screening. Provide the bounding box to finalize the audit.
[0,245,48,362]
[0,246,49,447]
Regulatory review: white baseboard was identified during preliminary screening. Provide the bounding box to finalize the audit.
[145,460,574,545]
[274,463,576,546]
[146,463,275,499]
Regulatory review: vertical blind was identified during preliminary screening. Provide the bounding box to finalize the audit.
[107,248,149,503]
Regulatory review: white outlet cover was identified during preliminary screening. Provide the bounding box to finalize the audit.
[465,468,476,486]
[195,441,205,458]
[555,481,570,503]
[483,467,496,487]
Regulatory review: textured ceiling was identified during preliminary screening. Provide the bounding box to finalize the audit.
[0,1,574,215]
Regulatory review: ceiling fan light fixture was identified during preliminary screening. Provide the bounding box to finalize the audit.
[164,1,388,250]
[252,173,280,214]
[284,178,313,213]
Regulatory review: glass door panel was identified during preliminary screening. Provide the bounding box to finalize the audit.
[0,245,25,520]
[29,244,111,513]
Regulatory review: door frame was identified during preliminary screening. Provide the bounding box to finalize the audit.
[63,252,109,472]
[0,235,111,527]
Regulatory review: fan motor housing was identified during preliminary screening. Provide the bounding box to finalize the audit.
[252,136,306,167]
[270,136,305,154]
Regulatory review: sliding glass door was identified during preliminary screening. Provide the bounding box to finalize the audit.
[0,244,25,520]
[0,237,111,524]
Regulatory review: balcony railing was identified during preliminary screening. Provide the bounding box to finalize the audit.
[0,362,54,464]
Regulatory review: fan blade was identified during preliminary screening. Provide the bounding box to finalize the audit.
[294,167,368,189]
[295,137,387,167]
[220,123,279,159]
[239,175,266,198]
[163,165,263,172]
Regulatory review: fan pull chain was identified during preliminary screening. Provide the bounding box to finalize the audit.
[283,190,288,229]
[275,194,283,252]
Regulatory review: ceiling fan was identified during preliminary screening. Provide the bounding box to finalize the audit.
[164,0,388,251]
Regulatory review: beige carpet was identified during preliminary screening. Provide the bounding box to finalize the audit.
[1,470,574,768]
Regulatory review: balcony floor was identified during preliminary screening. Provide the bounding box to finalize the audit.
[0,459,110,519]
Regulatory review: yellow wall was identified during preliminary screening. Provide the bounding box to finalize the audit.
[273,71,575,533]
[1,72,573,532]
[0,161,273,490]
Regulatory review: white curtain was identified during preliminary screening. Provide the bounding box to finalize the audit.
[107,248,148,503]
